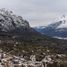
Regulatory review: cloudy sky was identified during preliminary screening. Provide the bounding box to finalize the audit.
[0,0,67,27]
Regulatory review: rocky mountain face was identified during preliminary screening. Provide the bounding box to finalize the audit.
[0,9,43,41]
[34,15,67,39]
[0,9,30,32]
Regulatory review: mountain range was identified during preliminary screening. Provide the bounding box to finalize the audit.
[34,15,67,39]
[0,9,44,41]
[0,9,67,54]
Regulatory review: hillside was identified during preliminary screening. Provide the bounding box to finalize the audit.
[34,15,67,39]
[0,9,66,56]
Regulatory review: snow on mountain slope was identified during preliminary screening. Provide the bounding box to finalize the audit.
[0,8,30,32]
[34,15,67,39]
[0,8,43,41]
[56,15,67,29]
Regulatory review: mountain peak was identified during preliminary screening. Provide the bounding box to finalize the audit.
[0,8,30,32]
[58,15,67,21]
[0,8,14,16]
[34,15,67,39]
[56,15,67,29]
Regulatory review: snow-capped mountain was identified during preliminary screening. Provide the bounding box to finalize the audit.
[0,8,42,40]
[34,15,67,39]
[0,8,30,32]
